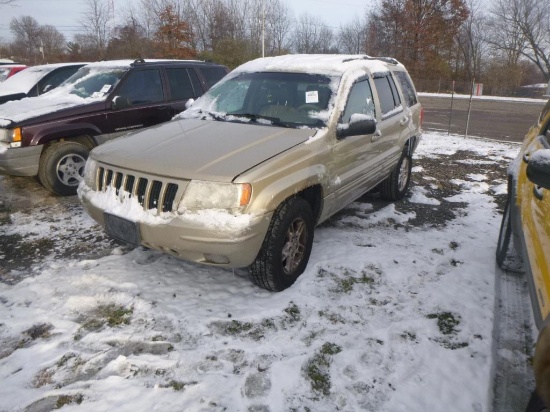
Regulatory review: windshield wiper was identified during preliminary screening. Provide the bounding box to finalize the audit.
[197,109,225,121]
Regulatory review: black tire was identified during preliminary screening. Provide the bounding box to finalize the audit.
[379,151,412,200]
[249,197,314,292]
[526,391,548,412]
[496,194,512,269]
[38,141,89,196]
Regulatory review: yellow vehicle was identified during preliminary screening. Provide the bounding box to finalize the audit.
[497,99,550,411]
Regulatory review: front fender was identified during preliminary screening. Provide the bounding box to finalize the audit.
[32,123,102,146]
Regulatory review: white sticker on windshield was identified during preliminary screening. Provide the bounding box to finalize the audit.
[100,84,112,93]
[92,92,104,98]
[305,90,319,104]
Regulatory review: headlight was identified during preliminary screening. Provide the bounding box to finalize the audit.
[179,181,252,211]
[83,157,98,187]
[0,127,21,144]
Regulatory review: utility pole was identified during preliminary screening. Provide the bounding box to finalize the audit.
[261,0,265,58]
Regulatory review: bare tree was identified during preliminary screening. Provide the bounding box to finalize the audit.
[9,15,42,63]
[39,25,66,62]
[338,17,367,54]
[79,0,113,59]
[292,13,334,53]
[488,0,550,81]
[455,0,488,79]
[265,0,294,55]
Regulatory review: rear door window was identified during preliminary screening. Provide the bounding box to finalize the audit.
[166,68,196,101]
[117,69,164,106]
[374,74,402,117]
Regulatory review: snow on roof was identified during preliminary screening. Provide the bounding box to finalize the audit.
[0,62,85,96]
[235,54,403,76]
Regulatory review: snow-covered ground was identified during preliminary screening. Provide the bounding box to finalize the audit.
[0,132,529,411]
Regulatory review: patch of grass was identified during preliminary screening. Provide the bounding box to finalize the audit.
[225,320,254,335]
[160,380,197,391]
[24,323,53,340]
[98,304,133,327]
[427,312,461,335]
[284,302,301,322]
[318,310,345,324]
[74,304,133,340]
[303,342,342,396]
[319,266,378,294]
[56,394,83,408]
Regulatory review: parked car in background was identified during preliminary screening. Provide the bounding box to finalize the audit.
[496,99,550,412]
[0,62,86,105]
[0,58,229,195]
[0,64,28,82]
[79,54,423,291]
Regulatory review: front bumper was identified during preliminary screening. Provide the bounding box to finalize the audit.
[80,187,273,268]
[0,145,42,176]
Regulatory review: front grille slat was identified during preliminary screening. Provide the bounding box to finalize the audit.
[95,166,181,213]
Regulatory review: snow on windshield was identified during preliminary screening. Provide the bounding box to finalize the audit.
[0,66,128,125]
[181,71,340,129]
[0,65,59,96]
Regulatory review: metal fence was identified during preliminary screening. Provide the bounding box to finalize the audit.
[414,78,548,99]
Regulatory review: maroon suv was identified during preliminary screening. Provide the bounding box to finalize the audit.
[0,59,229,195]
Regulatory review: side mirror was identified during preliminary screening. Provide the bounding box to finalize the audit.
[112,95,130,110]
[43,84,53,93]
[185,98,195,109]
[337,115,377,139]
[527,149,550,189]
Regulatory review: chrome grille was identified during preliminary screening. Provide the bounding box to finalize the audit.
[96,166,184,213]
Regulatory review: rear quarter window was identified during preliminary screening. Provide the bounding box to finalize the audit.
[199,66,228,88]
[374,74,402,117]
[394,71,418,107]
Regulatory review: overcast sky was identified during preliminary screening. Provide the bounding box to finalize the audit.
[0,0,368,43]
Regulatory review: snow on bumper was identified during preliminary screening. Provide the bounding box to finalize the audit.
[79,183,272,268]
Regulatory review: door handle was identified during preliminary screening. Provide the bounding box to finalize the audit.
[399,116,409,126]
[371,129,382,142]
[534,185,544,200]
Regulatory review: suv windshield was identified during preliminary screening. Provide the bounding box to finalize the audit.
[183,71,337,128]
[60,66,128,99]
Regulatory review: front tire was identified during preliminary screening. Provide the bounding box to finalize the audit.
[249,197,314,292]
[38,141,89,196]
[496,194,513,268]
[379,151,412,200]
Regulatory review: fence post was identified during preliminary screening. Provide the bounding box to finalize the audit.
[448,80,455,135]
[465,78,475,138]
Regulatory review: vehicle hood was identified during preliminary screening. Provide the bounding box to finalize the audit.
[91,118,315,182]
[0,93,104,127]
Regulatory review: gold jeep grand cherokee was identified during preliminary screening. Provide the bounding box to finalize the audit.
[496,99,550,411]
[79,54,423,291]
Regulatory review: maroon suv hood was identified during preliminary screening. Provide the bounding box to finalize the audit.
[91,118,314,181]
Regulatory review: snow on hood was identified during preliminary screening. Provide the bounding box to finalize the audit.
[90,118,313,181]
[0,93,99,126]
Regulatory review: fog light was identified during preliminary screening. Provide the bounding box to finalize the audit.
[204,253,230,264]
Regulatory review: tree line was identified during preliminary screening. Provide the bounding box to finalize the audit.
[1,0,549,96]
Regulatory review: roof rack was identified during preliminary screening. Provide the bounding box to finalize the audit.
[342,56,400,65]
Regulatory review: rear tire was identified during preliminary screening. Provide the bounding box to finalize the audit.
[379,151,412,200]
[249,197,314,291]
[38,141,89,196]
